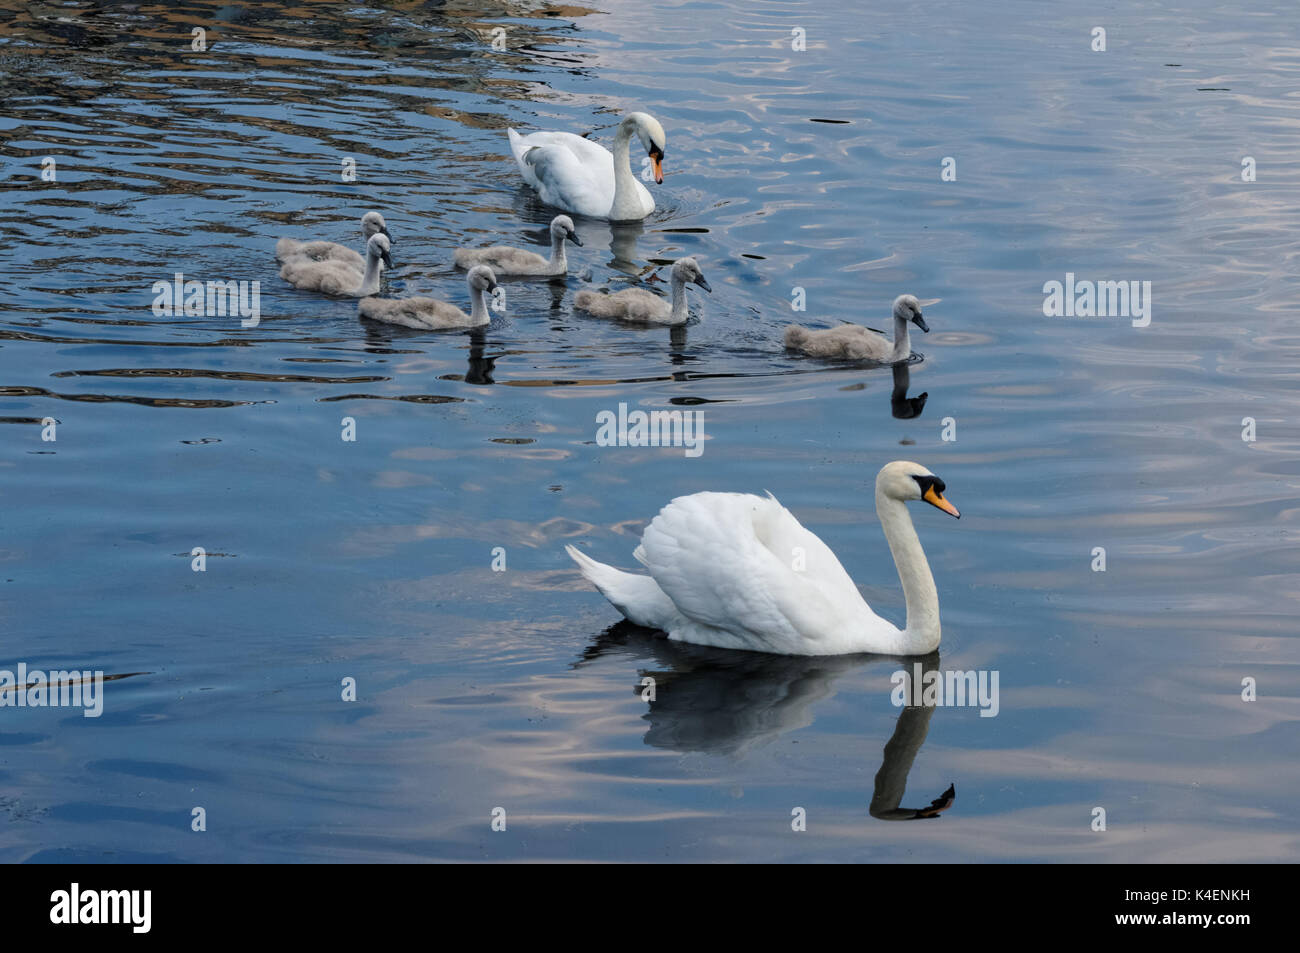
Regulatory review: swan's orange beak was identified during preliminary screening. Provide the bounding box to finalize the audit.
[650,152,664,184]
[923,485,960,518]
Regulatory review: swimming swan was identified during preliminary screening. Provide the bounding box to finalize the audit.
[275,211,392,270]
[453,215,582,277]
[508,112,665,221]
[785,294,928,362]
[573,257,710,325]
[357,265,498,330]
[279,233,391,296]
[565,461,961,656]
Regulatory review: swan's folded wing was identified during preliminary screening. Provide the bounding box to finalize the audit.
[515,130,612,167]
[754,493,878,612]
[520,144,613,215]
[638,492,877,653]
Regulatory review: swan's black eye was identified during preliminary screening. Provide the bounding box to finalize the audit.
[649,145,664,160]
[912,474,945,495]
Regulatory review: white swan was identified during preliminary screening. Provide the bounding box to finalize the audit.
[785,294,928,362]
[508,112,665,221]
[279,233,391,297]
[275,211,392,270]
[565,461,961,656]
[574,257,710,325]
[453,215,582,277]
[357,265,498,330]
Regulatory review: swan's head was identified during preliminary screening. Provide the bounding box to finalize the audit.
[876,460,959,518]
[366,233,393,269]
[467,264,498,294]
[893,294,928,333]
[362,211,392,243]
[672,257,711,293]
[624,112,666,184]
[550,214,582,246]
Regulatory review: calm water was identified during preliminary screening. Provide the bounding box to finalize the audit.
[2,0,1298,862]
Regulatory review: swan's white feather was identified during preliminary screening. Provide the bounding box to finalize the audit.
[570,492,901,655]
[507,127,654,219]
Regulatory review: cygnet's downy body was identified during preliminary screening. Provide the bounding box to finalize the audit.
[784,294,928,362]
[453,215,581,277]
[358,265,499,330]
[280,233,392,297]
[573,257,711,326]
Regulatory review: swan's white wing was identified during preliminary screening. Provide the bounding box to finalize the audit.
[637,492,885,654]
[511,129,612,167]
[508,129,615,218]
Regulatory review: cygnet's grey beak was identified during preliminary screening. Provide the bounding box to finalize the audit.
[381,226,394,244]
[912,313,929,333]
[694,275,712,293]
[381,249,394,269]
[568,230,583,247]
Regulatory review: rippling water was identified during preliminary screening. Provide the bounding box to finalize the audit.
[2,0,1298,862]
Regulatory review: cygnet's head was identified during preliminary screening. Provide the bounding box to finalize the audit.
[624,112,666,184]
[875,460,959,518]
[362,212,392,243]
[550,215,582,246]
[893,294,927,332]
[467,264,498,294]
[671,256,711,293]
[366,233,393,269]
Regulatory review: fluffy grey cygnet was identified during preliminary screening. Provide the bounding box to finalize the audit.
[573,257,711,325]
[784,294,928,362]
[453,215,581,277]
[276,211,392,270]
[358,265,499,330]
[279,233,392,297]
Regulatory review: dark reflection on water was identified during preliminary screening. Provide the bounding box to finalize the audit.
[577,624,956,821]
[2,0,1299,862]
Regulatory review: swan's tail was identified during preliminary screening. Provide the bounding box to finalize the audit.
[783,324,811,350]
[506,127,527,164]
[564,544,676,630]
[507,127,549,194]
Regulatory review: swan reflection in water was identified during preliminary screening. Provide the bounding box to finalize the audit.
[575,622,955,820]
[358,322,499,385]
[510,189,648,272]
[890,361,928,420]
[462,330,497,385]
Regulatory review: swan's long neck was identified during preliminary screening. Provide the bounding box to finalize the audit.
[358,253,383,296]
[547,231,567,274]
[870,700,938,819]
[891,313,911,362]
[468,282,491,326]
[670,271,689,322]
[610,124,642,221]
[875,489,940,653]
